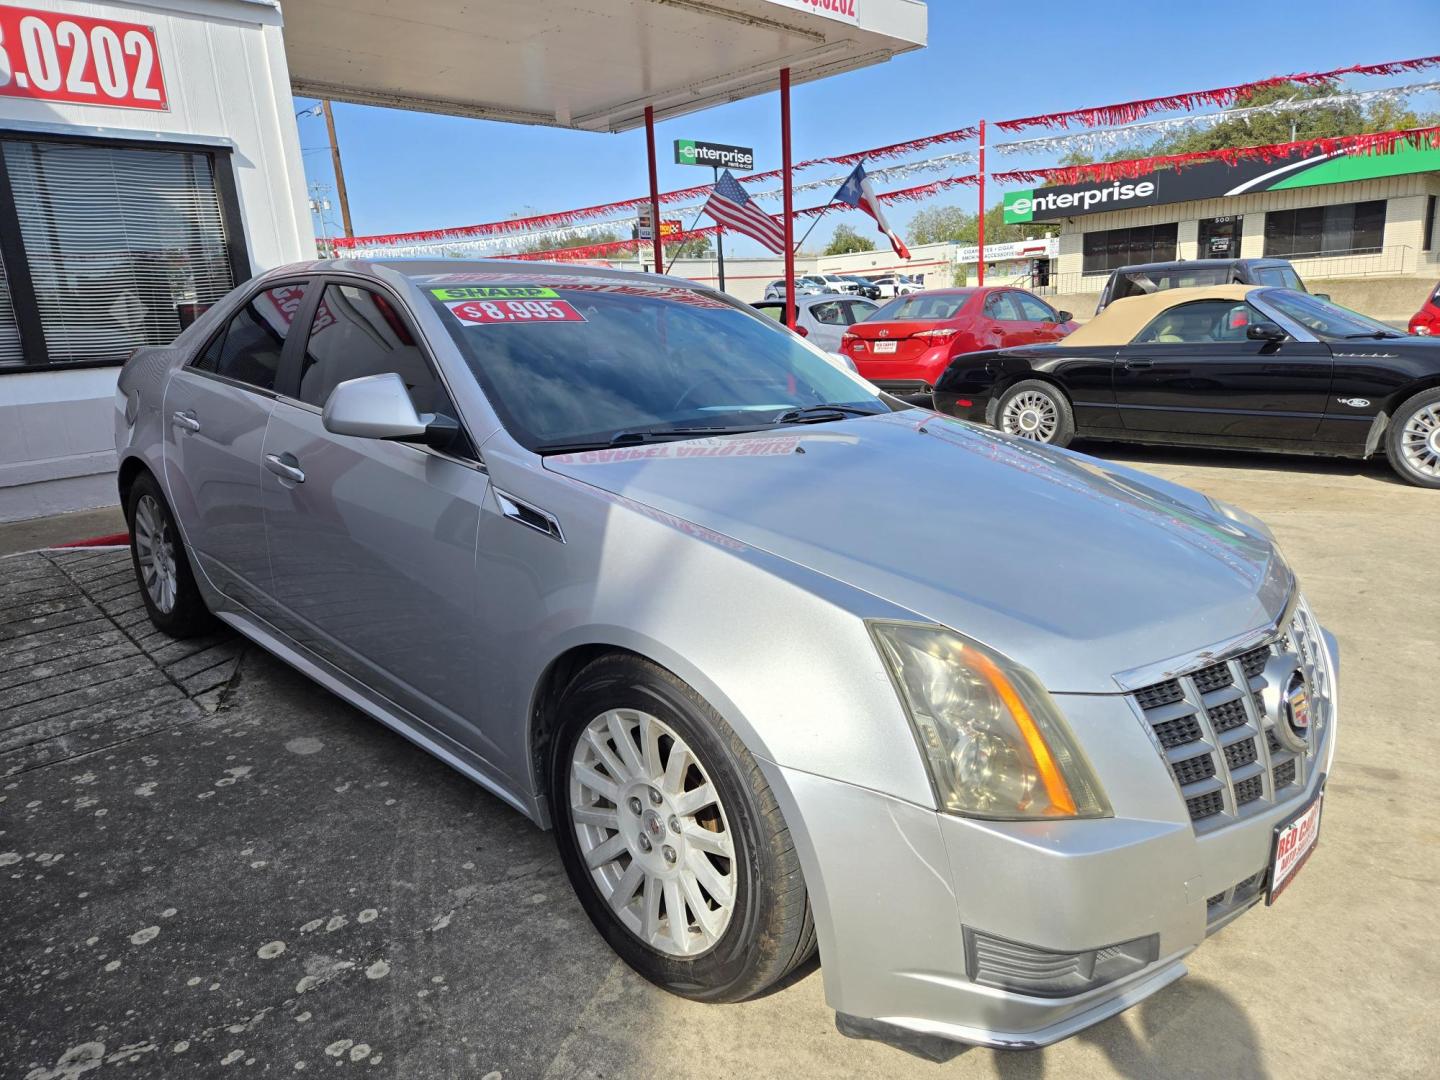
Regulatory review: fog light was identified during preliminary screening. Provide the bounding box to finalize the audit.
[963,927,1158,998]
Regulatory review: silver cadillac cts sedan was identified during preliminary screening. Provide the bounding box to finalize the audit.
[115,260,1337,1049]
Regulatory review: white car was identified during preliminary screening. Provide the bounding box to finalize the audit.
[751,295,879,353]
[868,274,922,299]
[762,277,827,301]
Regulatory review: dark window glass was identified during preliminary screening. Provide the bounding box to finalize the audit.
[198,283,309,391]
[1133,300,1256,344]
[298,285,445,413]
[1260,289,1402,341]
[1263,201,1386,257]
[872,292,972,321]
[810,300,849,325]
[1082,224,1179,274]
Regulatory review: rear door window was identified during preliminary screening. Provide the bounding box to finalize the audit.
[842,300,878,324]
[810,300,849,325]
[754,303,784,322]
[193,283,311,392]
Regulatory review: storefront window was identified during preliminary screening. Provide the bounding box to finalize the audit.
[1,138,238,367]
[1081,224,1178,274]
[1263,200,1386,259]
[0,255,22,367]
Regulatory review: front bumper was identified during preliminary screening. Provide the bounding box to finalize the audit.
[761,628,1337,1049]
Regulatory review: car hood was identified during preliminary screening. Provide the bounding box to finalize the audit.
[544,412,1290,693]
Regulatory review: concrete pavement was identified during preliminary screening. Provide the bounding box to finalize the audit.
[2,443,1438,1079]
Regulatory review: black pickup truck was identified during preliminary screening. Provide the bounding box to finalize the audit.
[1095,258,1313,313]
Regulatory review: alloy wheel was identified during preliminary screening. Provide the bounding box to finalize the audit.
[1399,402,1440,478]
[133,494,179,614]
[569,708,736,957]
[1001,390,1060,442]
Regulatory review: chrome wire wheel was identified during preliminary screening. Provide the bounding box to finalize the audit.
[133,494,178,614]
[569,708,736,957]
[1399,402,1440,478]
[1000,389,1060,442]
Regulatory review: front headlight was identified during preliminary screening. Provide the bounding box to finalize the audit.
[1207,496,1275,543]
[870,622,1110,820]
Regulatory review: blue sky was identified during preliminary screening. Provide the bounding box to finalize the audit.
[295,0,1439,256]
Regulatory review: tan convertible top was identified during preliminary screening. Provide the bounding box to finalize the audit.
[1063,285,1264,347]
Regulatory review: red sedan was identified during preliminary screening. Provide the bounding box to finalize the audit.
[841,287,1077,396]
[1409,282,1440,336]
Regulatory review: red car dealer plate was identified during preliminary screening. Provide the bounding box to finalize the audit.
[446,298,586,325]
[1267,785,1324,904]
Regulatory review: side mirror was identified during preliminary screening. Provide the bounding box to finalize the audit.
[1056,310,1073,323]
[322,373,457,450]
[1246,321,1287,343]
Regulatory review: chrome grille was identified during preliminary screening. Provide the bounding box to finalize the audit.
[1126,598,1330,833]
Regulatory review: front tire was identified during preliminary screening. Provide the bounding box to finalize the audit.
[548,654,814,1002]
[995,379,1075,447]
[1386,388,1440,488]
[126,471,215,638]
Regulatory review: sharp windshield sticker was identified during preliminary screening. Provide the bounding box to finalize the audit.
[445,298,587,325]
[430,286,559,301]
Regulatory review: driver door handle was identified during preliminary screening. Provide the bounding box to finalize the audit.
[264,452,305,484]
[1124,358,1154,370]
[172,410,201,432]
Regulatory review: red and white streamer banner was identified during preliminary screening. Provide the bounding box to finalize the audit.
[990,125,1440,186]
[994,54,1440,132]
[332,127,980,250]
[505,175,980,262]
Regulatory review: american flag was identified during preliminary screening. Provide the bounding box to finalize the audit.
[701,170,786,254]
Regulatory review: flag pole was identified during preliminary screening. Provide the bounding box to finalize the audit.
[664,199,713,275]
[791,206,831,255]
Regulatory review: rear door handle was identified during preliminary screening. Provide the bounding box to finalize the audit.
[172,410,201,432]
[1124,359,1154,370]
[264,452,305,484]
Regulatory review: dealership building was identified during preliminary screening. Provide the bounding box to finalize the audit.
[1002,144,1440,313]
[0,0,925,522]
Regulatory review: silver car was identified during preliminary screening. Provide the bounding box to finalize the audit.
[752,294,879,353]
[115,260,1337,1049]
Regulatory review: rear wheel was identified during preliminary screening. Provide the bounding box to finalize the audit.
[126,472,215,638]
[1386,388,1440,488]
[548,654,814,1002]
[995,379,1075,447]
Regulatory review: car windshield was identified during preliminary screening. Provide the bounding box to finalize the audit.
[1259,289,1403,341]
[872,292,972,321]
[422,279,889,451]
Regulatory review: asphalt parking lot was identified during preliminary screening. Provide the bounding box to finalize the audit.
[4,443,1438,1079]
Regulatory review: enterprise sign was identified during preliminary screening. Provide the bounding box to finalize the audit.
[674,139,755,171]
[1003,142,1440,224]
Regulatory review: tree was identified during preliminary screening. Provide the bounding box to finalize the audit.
[907,201,1041,247]
[823,223,875,255]
[515,227,619,254]
[1055,84,1439,168]
[664,234,714,260]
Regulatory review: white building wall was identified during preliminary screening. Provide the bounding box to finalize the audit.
[0,0,313,522]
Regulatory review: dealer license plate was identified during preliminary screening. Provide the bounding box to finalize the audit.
[1267,786,1323,904]
[873,340,897,354]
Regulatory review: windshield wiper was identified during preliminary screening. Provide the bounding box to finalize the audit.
[771,404,881,425]
[535,425,763,454]
[1341,330,1403,339]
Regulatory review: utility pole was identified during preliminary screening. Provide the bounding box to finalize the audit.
[321,99,354,239]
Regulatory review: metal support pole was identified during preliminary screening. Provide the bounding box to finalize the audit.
[645,106,663,274]
[780,67,795,330]
[713,165,727,293]
[976,118,986,287]
[321,99,354,239]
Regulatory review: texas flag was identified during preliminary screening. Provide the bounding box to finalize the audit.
[832,163,911,260]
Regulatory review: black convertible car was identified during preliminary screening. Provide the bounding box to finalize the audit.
[932,285,1440,488]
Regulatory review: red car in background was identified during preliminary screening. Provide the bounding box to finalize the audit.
[1409,282,1440,336]
[841,286,1077,397]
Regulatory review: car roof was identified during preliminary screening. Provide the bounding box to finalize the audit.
[1063,285,1263,346]
[264,257,707,292]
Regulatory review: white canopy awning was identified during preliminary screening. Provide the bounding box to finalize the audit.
[277,0,927,132]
